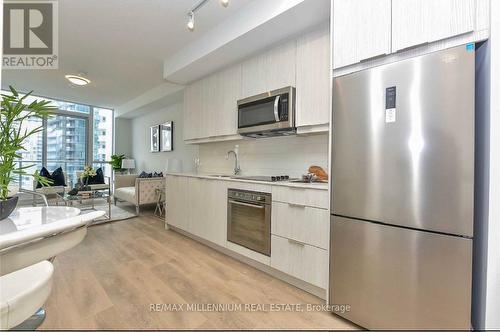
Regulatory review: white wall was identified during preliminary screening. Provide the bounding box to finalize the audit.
[198,134,329,177]
[114,117,132,157]
[485,0,500,328]
[129,103,199,173]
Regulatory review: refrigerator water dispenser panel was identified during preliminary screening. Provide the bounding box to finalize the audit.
[385,86,396,123]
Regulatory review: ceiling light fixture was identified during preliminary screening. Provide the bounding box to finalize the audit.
[187,11,195,31]
[65,73,91,86]
[186,0,229,32]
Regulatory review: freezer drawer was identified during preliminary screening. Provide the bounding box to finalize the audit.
[329,215,472,330]
[332,45,474,237]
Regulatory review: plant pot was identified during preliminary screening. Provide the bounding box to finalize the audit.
[0,196,19,220]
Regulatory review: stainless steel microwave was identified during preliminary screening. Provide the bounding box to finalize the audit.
[237,86,296,138]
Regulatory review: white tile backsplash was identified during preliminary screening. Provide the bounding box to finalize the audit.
[198,134,329,178]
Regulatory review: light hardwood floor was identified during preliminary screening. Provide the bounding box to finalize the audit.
[40,212,358,330]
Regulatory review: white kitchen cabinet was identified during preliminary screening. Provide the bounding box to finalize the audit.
[271,235,329,289]
[241,40,296,99]
[167,175,331,293]
[296,23,330,127]
[202,74,218,139]
[391,0,475,52]
[272,202,330,250]
[197,179,227,246]
[213,65,241,137]
[166,176,189,231]
[272,185,329,209]
[183,65,241,141]
[167,176,227,247]
[183,79,204,140]
[333,0,391,69]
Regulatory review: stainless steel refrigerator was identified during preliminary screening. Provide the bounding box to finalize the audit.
[330,45,475,330]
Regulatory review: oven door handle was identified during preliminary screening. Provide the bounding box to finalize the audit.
[273,95,281,122]
[229,200,265,209]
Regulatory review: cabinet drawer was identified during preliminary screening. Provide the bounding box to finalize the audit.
[272,186,329,209]
[272,202,329,249]
[271,235,328,289]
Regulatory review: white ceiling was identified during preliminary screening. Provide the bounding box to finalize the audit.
[1,0,253,109]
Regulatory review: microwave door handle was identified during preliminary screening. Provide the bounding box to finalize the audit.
[273,95,280,122]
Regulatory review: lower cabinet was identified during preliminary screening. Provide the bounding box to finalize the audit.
[272,202,329,250]
[271,235,329,289]
[165,175,189,230]
[166,175,330,291]
[166,176,227,247]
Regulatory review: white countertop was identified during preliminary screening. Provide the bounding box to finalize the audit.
[165,172,329,190]
[0,206,81,236]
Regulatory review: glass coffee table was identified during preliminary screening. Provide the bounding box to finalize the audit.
[58,191,111,220]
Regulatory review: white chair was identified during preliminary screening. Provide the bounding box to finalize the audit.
[114,174,164,214]
[0,210,105,329]
[0,261,54,330]
[32,172,71,206]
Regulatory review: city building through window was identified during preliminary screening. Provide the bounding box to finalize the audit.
[3,90,114,188]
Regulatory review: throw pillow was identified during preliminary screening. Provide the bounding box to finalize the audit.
[36,167,66,188]
[84,167,105,185]
[51,167,67,186]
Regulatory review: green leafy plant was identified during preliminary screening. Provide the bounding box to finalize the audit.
[0,86,56,200]
[80,165,97,187]
[108,154,125,171]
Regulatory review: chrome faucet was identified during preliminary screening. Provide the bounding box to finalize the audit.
[226,147,241,175]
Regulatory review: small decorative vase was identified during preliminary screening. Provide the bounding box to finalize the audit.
[0,196,19,220]
[81,177,91,191]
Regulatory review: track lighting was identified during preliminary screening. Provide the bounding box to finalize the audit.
[187,11,195,31]
[186,0,229,32]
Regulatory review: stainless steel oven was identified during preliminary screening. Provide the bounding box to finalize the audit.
[227,189,271,256]
[237,86,295,138]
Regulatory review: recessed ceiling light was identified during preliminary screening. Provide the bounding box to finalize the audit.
[65,74,90,86]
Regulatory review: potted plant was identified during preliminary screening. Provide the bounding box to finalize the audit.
[108,154,125,173]
[0,86,55,220]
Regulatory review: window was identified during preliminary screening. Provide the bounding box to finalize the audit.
[92,107,114,179]
[3,90,114,188]
[46,115,87,186]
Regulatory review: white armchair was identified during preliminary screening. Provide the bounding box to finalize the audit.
[32,173,71,206]
[114,174,164,215]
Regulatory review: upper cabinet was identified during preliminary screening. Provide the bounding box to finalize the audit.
[214,65,241,137]
[241,40,296,99]
[296,23,331,127]
[183,79,204,141]
[183,64,241,141]
[184,26,330,143]
[392,0,474,52]
[333,0,487,70]
[333,0,391,69]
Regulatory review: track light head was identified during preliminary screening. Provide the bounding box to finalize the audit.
[187,11,195,31]
[220,0,229,8]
